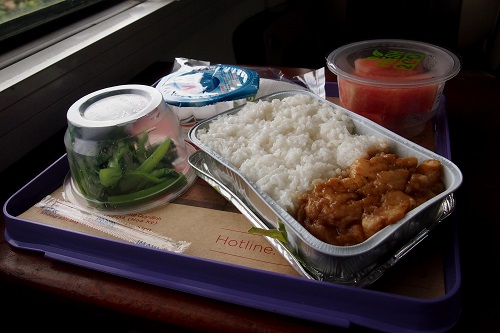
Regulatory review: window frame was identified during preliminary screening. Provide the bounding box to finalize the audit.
[0,0,108,43]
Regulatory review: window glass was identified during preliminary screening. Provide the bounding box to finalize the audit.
[0,0,111,42]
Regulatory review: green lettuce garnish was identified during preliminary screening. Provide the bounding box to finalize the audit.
[248,220,288,243]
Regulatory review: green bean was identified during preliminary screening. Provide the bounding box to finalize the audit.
[136,138,171,173]
[123,169,176,184]
[99,167,123,187]
[108,141,128,169]
[107,173,187,205]
[135,132,149,163]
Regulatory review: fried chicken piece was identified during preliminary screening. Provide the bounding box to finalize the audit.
[362,190,416,238]
[406,159,445,205]
[295,153,445,246]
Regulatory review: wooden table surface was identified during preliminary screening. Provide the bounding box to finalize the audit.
[1,64,499,333]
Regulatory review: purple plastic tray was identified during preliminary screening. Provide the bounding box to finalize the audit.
[2,83,461,333]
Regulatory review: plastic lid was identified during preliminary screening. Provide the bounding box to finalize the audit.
[67,85,163,128]
[326,39,461,87]
[155,65,260,107]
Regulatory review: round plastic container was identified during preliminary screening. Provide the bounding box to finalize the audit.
[63,84,196,214]
[155,65,259,139]
[327,39,461,138]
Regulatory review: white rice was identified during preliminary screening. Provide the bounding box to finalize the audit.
[197,94,390,214]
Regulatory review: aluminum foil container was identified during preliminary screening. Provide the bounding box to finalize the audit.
[188,90,463,287]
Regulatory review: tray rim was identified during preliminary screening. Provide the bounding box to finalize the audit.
[1,82,462,333]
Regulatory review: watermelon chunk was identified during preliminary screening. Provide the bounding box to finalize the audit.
[338,57,439,137]
[354,57,424,79]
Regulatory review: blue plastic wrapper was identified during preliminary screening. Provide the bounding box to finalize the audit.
[155,64,259,139]
[156,64,259,107]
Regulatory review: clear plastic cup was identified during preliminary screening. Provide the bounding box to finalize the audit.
[64,84,196,214]
[327,39,461,138]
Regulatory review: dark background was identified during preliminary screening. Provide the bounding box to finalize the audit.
[1,1,498,332]
[233,0,495,75]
